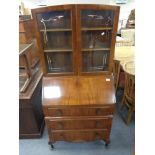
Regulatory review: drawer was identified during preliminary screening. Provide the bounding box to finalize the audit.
[49,129,109,142]
[45,117,112,130]
[46,106,114,117]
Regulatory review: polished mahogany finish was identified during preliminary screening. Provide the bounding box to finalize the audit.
[42,75,115,146]
[31,4,120,76]
[42,76,115,106]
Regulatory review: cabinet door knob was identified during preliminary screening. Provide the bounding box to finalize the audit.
[55,109,63,116]
[57,122,64,129]
[96,108,102,115]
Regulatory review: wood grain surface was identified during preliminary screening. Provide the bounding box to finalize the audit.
[42,75,115,106]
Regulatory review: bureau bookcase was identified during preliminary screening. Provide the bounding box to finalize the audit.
[32,4,119,149]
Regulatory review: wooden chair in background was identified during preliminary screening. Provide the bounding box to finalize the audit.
[113,60,121,92]
[120,71,135,124]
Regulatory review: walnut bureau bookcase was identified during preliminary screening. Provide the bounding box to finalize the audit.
[31,4,120,148]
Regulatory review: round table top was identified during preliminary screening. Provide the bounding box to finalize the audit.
[114,46,135,75]
[114,46,134,63]
[123,61,135,75]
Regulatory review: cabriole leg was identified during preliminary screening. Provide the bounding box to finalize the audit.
[105,140,110,147]
[48,142,54,150]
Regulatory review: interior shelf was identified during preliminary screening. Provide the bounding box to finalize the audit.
[81,27,113,31]
[44,48,72,52]
[47,72,73,75]
[82,66,109,72]
[48,67,73,73]
[40,28,72,32]
[82,48,110,51]
[82,41,110,51]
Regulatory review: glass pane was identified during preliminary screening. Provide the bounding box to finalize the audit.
[82,30,111,49]
[45,52,73,73]
[81,10,114,28]
[41,31,72,50]
[82,51,110,72]
[37,10,71,29]
[36,10,73,74]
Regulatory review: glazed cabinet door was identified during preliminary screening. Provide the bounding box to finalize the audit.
[32,5,76,75]
[76,5,119,75]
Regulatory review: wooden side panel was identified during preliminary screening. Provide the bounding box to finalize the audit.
[45,106,114,117]
[19,77,44,139]
[19,105,39,134]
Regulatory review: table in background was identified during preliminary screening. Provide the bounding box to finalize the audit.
[114,46,134,66]
[114,46,135,87]
[123,61,135,75]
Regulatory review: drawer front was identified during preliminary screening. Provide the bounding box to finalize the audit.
[49,130,109,142]
[46,106,114,117]
[46,117,112,130]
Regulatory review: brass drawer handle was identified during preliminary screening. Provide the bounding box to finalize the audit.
[55,109,63,116]
[94,132,99,139]
[96,121,101,127]
[96,108,102,115]
[57,122,64,129]
[60,133,65,139]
